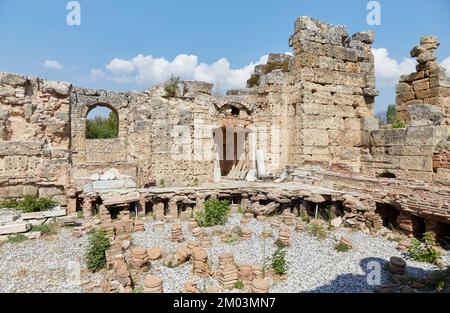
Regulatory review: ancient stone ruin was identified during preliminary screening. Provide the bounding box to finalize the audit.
[1,16,450,294]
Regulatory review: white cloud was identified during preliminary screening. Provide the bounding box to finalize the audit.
[442,56,450,76]
[93,53,269,91]
[43,59,63,70]
[372,48,416,86]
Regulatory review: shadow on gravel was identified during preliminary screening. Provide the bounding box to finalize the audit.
[309,257,442,293]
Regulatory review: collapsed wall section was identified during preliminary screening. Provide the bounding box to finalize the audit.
[396,36,450,132]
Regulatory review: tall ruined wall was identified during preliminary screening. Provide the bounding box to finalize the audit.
[0,73,71,204]
[396,36,450,132]
[287,16,378,172]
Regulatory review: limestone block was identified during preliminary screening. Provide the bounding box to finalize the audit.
[41,81,71,96]
[406,104,444,126]
[400,156,432,171]
[0,222,31,235]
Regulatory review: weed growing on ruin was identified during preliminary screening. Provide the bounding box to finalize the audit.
[196,197,230,227]
[307,222,328,240]
[164,75,181,98]
[233,280,244,289]
[299,209,310,223]
[192,178,200,187]
[220,226,242,244]
[159,178,166,188]
[132,287,144,293]
[427,267,450,292]
[77,211,84,219]
[335,241,352,253]
[237,206,244,214]
[391,120,406,129]
[0,195,57,213]
[31,224,56,235]
[85,230,110,272]
[7,234,28,244]
[408,232,441,264]
[271,246,287,275]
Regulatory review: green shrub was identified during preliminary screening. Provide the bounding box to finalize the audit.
[408,232,441,264]
[271,246,287,275]
[164,75,181,98]
[233,280,244,289]
[85,230,110,272]
[132,287,144,293]
[31,224,56,235]
[8,234,28,243]
[86,111,118,139]
[192,178,200,187]
[335,242,351,253]
[427,267,450,292]
[308,222,328,240]
[196,197,230,227]
[299,210,310,223]
[0,195,57,213]
[392,120,406,129]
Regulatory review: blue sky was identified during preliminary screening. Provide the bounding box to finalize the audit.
[0,0,449,115]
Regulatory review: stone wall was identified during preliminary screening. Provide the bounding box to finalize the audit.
[287,16,378,172]
[396,36,450,131]
[1,16,450,207]
[0,73,71,204]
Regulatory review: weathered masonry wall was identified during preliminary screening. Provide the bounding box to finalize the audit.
[361,123,448,182]
[0,73,71,204]
[1,16,450,208]
[396,36,450,131]
[287,16,378,172]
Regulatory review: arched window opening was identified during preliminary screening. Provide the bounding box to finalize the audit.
[86,105,119,139]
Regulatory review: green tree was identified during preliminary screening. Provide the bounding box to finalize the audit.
[386,104,397,124]
[86,111,118,139]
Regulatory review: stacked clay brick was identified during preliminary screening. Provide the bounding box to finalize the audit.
[397,36,450,128]
[188,218,198,231]
[239,264,254,291]
[271,218,282,229]
[187,240,201,251]
[171,223,184,242]
[99,205,115,238]
[282,212,296,226]
[112,255,132,290]
[192,227,203,239]
[278,228,291,246]
[252,278,270,293]
[192,247,209,277]
[153,203,165,220]
[296,221,306,232]
[144,275,163,293]
[217,253,238,289]
[241,228,252,240]
[175,246,192,264]
[130,246,148,271]
[105,240,123,270]
[253,265,264,279]
[147,247,162,261]
[133,219,145,232]
[113,211,134,236]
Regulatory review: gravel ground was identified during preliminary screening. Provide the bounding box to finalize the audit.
[133,214,450,293]
[0,214,449,293]
[0,229,104,293]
